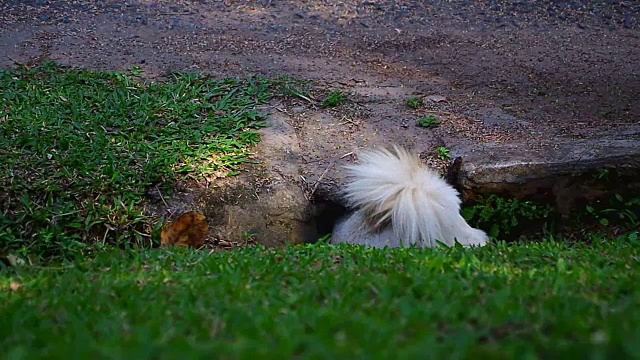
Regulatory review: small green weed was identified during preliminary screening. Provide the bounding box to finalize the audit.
[416,114,440,128]
[270,75,313,102]
[593,168,610,181]
[0,62,277,261]
[405,97,423,109]
[599,108,614,117]
[434,146,450,160]
[320,90,346,108]
[317,233,332,244]
[241,231,257,242]
[462,195,553,239]
[585,194,639,228]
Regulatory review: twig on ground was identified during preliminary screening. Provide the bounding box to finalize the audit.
[340,115,359,126]
[310,162,335,199]
[309,151,353,198]
[156,185,169,210]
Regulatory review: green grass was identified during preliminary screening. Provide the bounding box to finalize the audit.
[320,90,346,108]
[405,97,424,109]
[2,238,640,359]
[2,62,640,359]
[462,195,554,239]
[271,75,313,103]
[416,114,440,128]
[0,62,280,261]
[434,146,451,160]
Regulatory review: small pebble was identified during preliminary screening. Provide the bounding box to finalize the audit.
[291,106,306,114]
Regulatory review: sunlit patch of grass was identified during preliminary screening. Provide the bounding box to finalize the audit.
[0,62,276,261]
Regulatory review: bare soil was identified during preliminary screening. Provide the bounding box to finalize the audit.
[3,1,637,148]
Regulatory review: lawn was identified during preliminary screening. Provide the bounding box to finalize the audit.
[1,62,639,359]
[2,240,640,359]
[0,62,289,261]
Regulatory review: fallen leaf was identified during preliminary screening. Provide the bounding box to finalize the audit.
[425,95,448,103]
[161,211,208,248]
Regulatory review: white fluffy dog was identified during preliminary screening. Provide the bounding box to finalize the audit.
[331,145,488,248]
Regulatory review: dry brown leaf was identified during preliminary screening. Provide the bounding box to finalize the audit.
[160,211,208,248]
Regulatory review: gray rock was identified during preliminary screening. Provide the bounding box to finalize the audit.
[291,105,306,114]
[454,138,640,217]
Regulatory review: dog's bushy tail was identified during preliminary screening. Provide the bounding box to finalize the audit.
[341,145,482,247]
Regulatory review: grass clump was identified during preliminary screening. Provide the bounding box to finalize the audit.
[462,193,639,242]
[434,146,450,160]
[583,193,639,228]
[0,62,276,261]
[320,90,346,108]
[271,75,313,103]
[416,114,440,128]
[2,240,640,358]
[405,97,423,109]
[462,195,554,239]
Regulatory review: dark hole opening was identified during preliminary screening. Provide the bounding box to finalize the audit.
[305,199,347,244]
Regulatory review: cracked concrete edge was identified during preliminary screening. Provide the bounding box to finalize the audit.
[309,135,640,208]
[456,139,640,182]
[452,138,640,207]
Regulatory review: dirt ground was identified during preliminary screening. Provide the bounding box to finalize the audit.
[2,0,638,151]
[1,1,639,235]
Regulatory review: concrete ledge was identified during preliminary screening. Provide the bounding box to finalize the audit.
[454,138,640,216]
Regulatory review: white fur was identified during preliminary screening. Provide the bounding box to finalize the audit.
[331,145,488,248]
